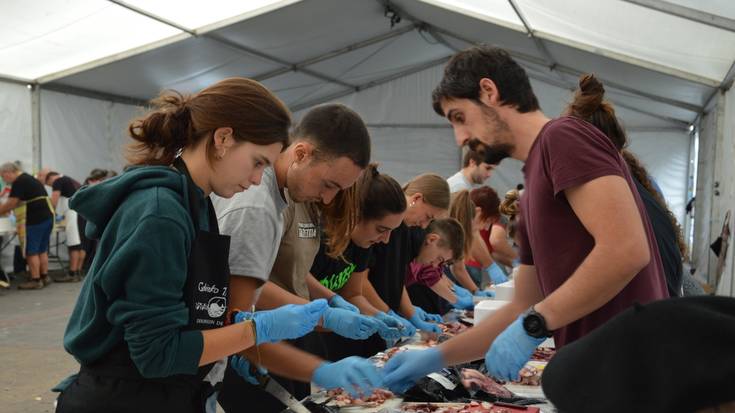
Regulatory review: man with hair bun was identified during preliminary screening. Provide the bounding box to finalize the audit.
[382,45,668,393]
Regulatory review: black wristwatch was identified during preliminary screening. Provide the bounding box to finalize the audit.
[522,306,553,338]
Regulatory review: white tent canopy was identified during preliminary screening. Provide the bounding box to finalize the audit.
[1,0,734,295]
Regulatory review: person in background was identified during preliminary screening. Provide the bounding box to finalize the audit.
[0,162,54,289]
[471,187,517,268]
[54,78,335,413]
[36,167,52,190]
[214,104,380,413]
[357,173,453,354]
[79,168,112,273]
[45,171,84,282]
[563,74,687,297]
[382,45,667,392]
[446,147,494,193]
[404,217,468,315]
[310,164,408,360]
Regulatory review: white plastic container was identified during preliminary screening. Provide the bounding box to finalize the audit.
[494,279,515,301]
[474,299,511,324]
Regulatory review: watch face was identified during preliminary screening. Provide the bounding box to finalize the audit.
[524,315,541,334]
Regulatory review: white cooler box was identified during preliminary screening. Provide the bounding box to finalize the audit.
[494,279,515,301]
[474,299,511,324]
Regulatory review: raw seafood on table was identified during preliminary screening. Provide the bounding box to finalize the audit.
[530,348,555,362]
[370,346,408,367]
[439,322,469,336]
[513,366,541,386]
[325,388,395,408]
[401,401,494,412]
[400,401,540,413]
[460,369,513,399]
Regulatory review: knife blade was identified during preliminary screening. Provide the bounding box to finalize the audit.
[258,374,311,413]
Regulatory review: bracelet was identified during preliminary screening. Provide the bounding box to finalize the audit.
[246,319,262,367]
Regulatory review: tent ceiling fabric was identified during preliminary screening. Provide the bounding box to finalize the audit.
[3,0,733,125]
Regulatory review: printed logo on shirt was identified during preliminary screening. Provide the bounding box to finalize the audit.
[298,222,317,239]
[319,262,357,291]
[194,282,228,327]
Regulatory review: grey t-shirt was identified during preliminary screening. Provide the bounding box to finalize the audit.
[212,167,287,284]
[447,170,480,193]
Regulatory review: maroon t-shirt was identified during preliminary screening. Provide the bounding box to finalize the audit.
[518,116,668,347]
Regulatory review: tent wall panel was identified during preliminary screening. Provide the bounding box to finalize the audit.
[0,81,33,173]
[714,90,735,296]
[693,108,717,284]
[368,127,459,186]
[40,90,140,181]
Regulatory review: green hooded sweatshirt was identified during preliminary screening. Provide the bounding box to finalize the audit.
[60,165,209,386]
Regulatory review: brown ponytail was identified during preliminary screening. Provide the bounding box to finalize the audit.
[500,189,521,239]
[565,73,688,260]
[321,163,407,259]
[127,77,291,166]
[449,190,474,258]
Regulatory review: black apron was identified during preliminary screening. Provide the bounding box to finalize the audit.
[57,160,231,413]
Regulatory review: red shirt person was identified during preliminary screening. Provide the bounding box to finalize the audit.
[382,46,668,393]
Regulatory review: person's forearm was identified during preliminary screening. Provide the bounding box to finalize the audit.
[451,263,479,292]
[361,276,391,312]
[398,287,415,318]
[241,342,323,382]
[535,243,649,330]
[440,265,542,365]
[256,281,310,310]
[306,273,336,300]
[470,233,493,268]
[50,192,60,209]
[490,228,518,267]
[429,276,457,304]
[439,301,525,365]
[0,198,19,215]
[200,322,256,366]
[346,294,381,315]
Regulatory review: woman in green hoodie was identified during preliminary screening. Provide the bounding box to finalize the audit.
[55,78,334,413]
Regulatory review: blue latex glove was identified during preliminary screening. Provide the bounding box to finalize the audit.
[383,348,445,394]
[413,305,443,323]
[328,294,359,313]
[474,289,495,298]
[312,357,383,397]
[408,309,442,334]
[484,315,545,381]
[373,317,402,342]
[322,307,380,340]
[487,262,509,285]
[387,310,417,337]
[452,285,474,310]
[511,258,521,268]
[229,355,267,385]
[374,312,406,345]
[235,299,328,344]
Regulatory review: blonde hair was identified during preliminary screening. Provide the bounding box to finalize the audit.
[0,162,20,174]
[449,190,474,257]
[403,173,450,210]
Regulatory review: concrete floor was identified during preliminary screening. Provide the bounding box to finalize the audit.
[0,273,82,413]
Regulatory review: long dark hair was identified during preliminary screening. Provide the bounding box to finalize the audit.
[564,74,687,259]
[321,164,406,258]
[127,77,291,166]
